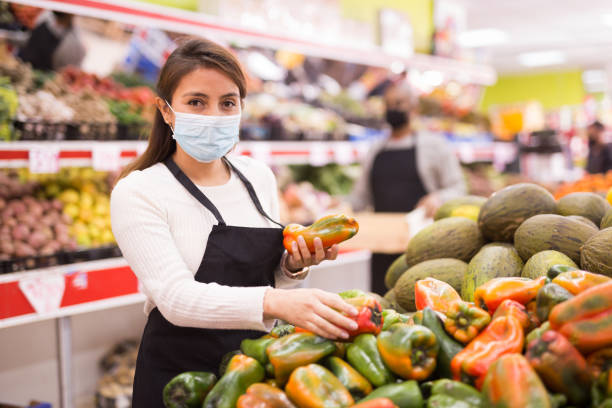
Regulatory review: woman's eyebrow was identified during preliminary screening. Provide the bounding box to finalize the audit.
[182,92,209,98]
[221,92,239,98]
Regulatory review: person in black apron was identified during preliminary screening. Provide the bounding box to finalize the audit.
[18,11,72,71]
[112,38,358,407]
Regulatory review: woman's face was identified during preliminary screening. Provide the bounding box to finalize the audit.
[158,67,242,128]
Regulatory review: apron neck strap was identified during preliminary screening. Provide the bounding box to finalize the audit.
[223,157,284,228]
[163,157,227,226]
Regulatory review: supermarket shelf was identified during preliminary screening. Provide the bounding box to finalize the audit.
[0,249,371,329]
[8,0,497,86]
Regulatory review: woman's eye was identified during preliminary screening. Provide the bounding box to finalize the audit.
[188,99,203,106]
[223,100,236,108]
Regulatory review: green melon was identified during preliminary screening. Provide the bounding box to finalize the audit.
[566,215,599,229]
[383,288,407,313]
[601,209,612,229]
[478,183,557,242]
[385,253,409,290]
[514,214,599,264]
[581,227,612,277]
[405,217,485,268]
[434,195,487,220]
[557,192,612,226]
[395,258,468,312]
[461,243,523,301]
[521,250,578,279]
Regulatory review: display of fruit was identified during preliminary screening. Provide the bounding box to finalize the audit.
[556,192,612,226]
[433,195,487,221]
[554,170,612,200]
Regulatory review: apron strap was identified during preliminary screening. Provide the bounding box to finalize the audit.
[163,158,227,226]
[223,157,284,228]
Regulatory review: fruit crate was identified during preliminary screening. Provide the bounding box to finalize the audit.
[116,122,147,140]
[65,122,117,141]
[62,245,122,265]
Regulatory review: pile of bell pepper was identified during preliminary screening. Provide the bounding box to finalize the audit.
[162,267,612,408]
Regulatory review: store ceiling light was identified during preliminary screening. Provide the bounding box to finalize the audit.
[457,29,508,48]
[518,50,566,67]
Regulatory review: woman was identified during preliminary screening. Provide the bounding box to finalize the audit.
[111,38,358,407]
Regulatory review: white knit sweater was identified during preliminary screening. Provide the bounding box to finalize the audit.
[110,155,299,331]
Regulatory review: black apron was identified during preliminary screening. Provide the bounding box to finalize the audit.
[132,157,284,408]
[369,147,427,295]
[18,22,62,71]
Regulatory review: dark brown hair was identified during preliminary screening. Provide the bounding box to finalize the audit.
[119,37,247,179]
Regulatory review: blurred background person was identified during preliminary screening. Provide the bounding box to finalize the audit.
[349,79,466,295]
[18,10,85,71]
[586,120,612,174]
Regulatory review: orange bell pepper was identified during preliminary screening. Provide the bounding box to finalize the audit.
[285,364,354,408]
[450,316,524,389]
[414,278,462,314]
[236,383,295,408]
[473,277,546,313]
[283,214,359,253]
[492,299,531,331]
[551,269,610,295]
[443,301,491,344]
[549,280,612,353]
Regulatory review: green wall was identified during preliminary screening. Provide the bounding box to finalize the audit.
[339,0,434,53]
[480,70,586,111]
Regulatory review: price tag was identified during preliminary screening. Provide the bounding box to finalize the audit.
[18,273,66,314]
[309,142,328,166]
[29,147,59,174]
[333,143,354,165]
[251,143,271,165]
[92,144,121,172]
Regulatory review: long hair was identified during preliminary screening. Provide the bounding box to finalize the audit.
[119,38,247,179]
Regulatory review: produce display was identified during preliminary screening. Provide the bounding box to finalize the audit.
[554,171,612,199]
[161,181,612,408]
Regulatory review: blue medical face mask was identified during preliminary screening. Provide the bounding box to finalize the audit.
[165,100,241,163]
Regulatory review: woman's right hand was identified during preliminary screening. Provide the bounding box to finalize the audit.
[263,288,359,340]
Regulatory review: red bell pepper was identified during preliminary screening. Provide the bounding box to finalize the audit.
[473,277,546,313]
[414,278,462,314]
[491,299,531,331]
[450,316,524,389]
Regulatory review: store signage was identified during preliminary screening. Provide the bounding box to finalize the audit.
[92,144,121,172]
[29,147,60,174]
[309,142,329,166]
[18,273,65,314]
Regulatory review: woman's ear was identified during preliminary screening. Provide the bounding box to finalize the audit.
[155,97,173,127]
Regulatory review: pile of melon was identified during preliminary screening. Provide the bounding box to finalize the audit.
[384,184,612,311]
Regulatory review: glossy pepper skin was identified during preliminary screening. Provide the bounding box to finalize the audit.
[381,309,412,331]
[474,276,546,313]
[283,214,359,254]
[241,336,276,366]
[551,269,611,295]
[351,398,398,408]
[285,364,354,408]
[162,371,217,408]
[492,299,531,330]
[424,379,482,408]
[549,280,612,353]
[547,264,577,280]
[377,323,439,381]
[358,381,423,408]
[525,330,592,405]
[236,383,295,408]
[203,355,265,408]
[414,278,462,314]
[535,283,573,322]
[339,290,383,339]
[443,301,490,344]
[421,307,463,379]
[346,334,395,387]
[324,356,373,400]
[481,354,551,408]
[450,316,524,389]
[270,325,295,338]
[266,333,336,385]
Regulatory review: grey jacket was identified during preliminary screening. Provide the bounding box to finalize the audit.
[349,131,466,211]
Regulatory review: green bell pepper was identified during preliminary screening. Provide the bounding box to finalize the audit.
[270,324,295,338]
[359,381,423,408]
[218,350,242,377]
[325,356,373,400]
[423,379,482,408]
[162,371,217,408]
[421,308,463,379]
[382,309,412,331]
[203,354,264,408]
[266,332,336,385]
[536,283,573,322]
[346,334,395,388]
[240,336,275,366]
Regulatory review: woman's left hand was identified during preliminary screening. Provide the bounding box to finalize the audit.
[286,236,339,271]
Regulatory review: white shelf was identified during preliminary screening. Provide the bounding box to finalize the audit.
[7,0,497,86]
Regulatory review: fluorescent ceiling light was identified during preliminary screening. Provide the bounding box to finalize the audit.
[458,29,508,48]
[518,50,566,67]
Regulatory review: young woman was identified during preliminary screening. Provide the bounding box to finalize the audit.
[111,38,358,407]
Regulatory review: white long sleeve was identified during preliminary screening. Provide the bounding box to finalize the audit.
[110,155,299,331]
